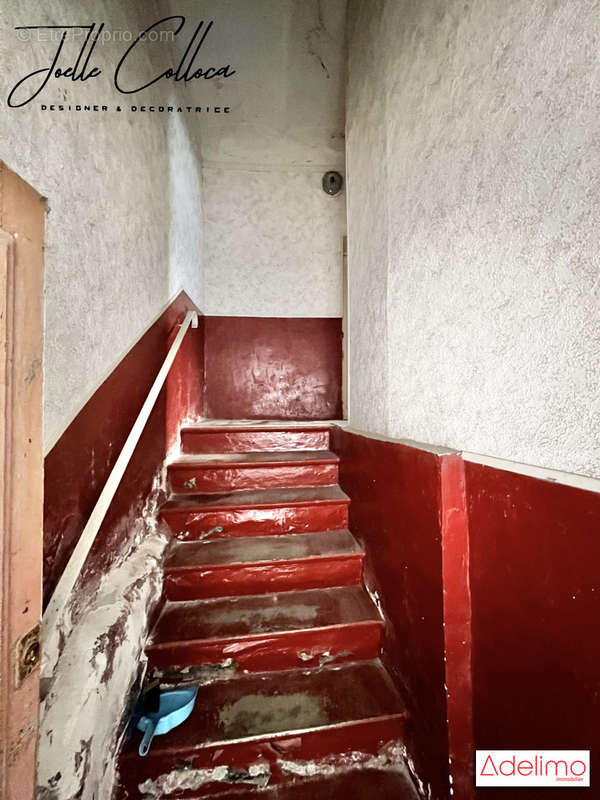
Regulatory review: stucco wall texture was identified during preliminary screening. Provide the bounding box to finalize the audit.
[346,0,600,477]
[0,1,204,452]
[181,0,347,318]
[1,0,347,448]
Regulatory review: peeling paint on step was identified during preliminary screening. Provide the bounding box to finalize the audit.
[279,740,407,777]
[176,525,223,541]
[215,602,318,628]
[278,741,420,796]
[297,649,352,666]
[365,584,385,617]
[150,658,237,688]
[220,693,324,738]
[298,650,313,662]
[138,762,271,798]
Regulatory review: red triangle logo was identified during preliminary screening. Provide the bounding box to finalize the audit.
[481,755,498,776]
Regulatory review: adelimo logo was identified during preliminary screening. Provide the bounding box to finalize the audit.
[476,750,590,787]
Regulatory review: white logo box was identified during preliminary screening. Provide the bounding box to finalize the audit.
[476,750,590,787]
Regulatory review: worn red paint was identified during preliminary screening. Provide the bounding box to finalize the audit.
[203,317,343,420]
[161,486,350,539]
[43,292,200,607]
[115,422,414,799]
[181,425,331,454]
[151,583,379,636]
[465,462,600,800]
[148,622,383,673]
[440,455,474,800]
[167,454,339,494]
[163,528,363,599]
[330,427,450,800]
[165,528,360,568]
[166,314,205,454]
[118,660,406,796]
[164,554,364,600]
[119,716,405,797]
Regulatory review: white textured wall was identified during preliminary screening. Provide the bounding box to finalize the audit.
[0,1,204,452]
[178,0,347,317]
[204,167,344,317]
[347,0,600,477]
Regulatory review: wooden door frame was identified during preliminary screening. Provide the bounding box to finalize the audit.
[342,234,349,420]
[0,162,45,798]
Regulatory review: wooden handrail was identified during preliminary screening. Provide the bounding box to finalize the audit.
[42,310,198,639]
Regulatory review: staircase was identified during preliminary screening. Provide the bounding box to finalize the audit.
[116,424,417,799]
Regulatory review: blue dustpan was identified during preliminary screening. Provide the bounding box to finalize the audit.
[137,687,198,756]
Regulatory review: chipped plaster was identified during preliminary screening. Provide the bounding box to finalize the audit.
[38,493,168,799]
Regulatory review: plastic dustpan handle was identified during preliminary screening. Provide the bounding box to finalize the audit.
[138,719,157,757]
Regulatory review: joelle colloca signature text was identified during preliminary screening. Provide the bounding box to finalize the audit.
[7,16,236,108]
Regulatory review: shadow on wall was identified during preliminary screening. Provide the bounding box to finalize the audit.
[330,427,449,800]
[168,97,204,308]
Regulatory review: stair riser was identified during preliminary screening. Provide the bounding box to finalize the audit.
[168,463,339,493]
[147,622,383,673]
[181,429,330,454]
[164,555,364,600]
[161,502,349,540]
[119,716,405,796]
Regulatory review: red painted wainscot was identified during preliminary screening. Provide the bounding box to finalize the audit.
[330,426,600,800]
[43,291,202,607]
[440,455,474,800]
[330,427,452,800]
[464,461,600,800]
[203,316,343,420]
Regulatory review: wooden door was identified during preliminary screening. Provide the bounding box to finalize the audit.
[0,162,45,799]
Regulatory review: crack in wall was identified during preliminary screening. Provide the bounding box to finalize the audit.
[305,0,333,78]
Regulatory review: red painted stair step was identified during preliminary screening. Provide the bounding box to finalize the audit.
[147,585,382,673]
[168,450,340,493]
[181,425,331,455]
[161,486,350,540]
[118,659,407,797]
[163,529,363,600]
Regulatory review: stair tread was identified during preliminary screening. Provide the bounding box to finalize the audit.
[166,529,361,570]
[181,422,334,432]
[122,659,405,757]
[149,586,380,646]
[169,450,339,467]
[163,485,350,511]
